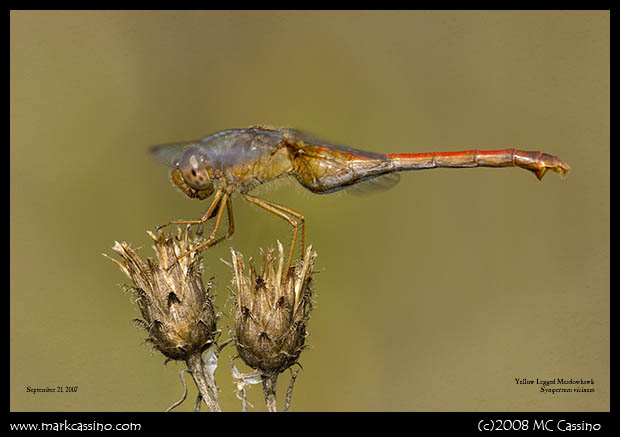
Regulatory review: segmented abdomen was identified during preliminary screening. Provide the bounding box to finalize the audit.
[388,149,570,180]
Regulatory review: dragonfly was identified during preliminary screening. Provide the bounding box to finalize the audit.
[151,126,570,273]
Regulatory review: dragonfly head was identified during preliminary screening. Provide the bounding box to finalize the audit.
[178,150,214,195]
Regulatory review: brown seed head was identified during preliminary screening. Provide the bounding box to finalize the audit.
[105,228,218,361]
[229,242,316,376]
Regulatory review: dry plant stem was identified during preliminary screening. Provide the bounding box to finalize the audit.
[262,374,279,412]
[284,368,300,412]
[240,388,249,413]
[166,369,189,412]
[186,353,221,412]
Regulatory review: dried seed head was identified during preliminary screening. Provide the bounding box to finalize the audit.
[229,242,316,376]
[105,228,218,361]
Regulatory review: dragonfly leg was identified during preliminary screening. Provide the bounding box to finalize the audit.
[167,192,234,270]
[268,201,305,255]
[157,189,224,230]
[241,193,305,276]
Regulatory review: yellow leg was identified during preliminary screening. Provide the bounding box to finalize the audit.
[157,189,224,230]
[241,193,305,276]
[167,192,234,269]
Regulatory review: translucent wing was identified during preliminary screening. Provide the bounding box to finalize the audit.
[150,127,285,170]
[150,141,197,168]
[285,128,387,160]
[345,173,401,196]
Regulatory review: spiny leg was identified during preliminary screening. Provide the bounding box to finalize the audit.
[167,192,234,270]
[241,193,305,276]
[189,195,235,252]
[263,200,306,255]
[157,189,224,230]
[242,194,299,276]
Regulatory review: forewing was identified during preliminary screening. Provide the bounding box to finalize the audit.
[345,173,401,196]
[286,128,388,160]
[149,141,196,168]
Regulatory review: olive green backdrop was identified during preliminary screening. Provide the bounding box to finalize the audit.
[10,10,609,411]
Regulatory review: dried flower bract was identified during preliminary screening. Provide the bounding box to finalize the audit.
[230,242,316,376]
[105,228,218,361]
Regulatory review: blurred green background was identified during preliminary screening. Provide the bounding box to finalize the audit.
[10,11,608,411]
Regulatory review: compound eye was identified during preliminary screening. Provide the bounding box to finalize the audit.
[180,154,212,191]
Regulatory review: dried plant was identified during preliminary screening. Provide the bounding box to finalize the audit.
[104,228,223,411]
[106,227,318,412]
[228,242,316,411]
